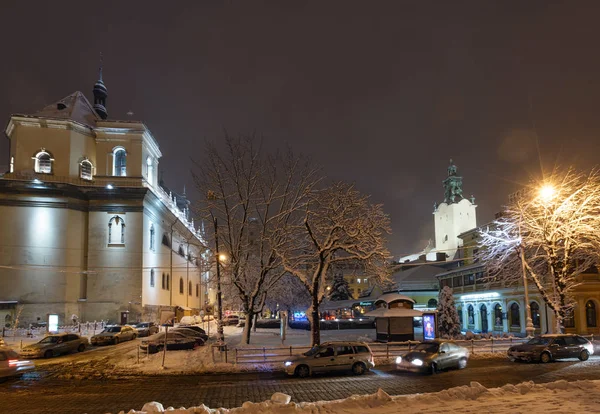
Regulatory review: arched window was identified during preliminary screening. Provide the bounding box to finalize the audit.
[80,159,93,180]
[113,147,127,176]
[467,305,474,325]
[179,278,184,294]
[510,303,521,327]
[428,298,438,308]
[149,224,155,251]
[33,150,53,173]
[586,301,597,328]
[188,281,192,296]
[530,302,541,328]
[494,304,503,327]
[457,305,463,328]
[108,215,125,245]
[150,269,155,287]
[178,245,185,256]
[162,234,171,248]
[146,156,154,186]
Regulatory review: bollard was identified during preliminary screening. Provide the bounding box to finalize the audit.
[471,339,474,354]
[20,339,23,350]
[290,346,292,357]
[386,344,389,359]
[235,348,238,365]
[263,347,266,362]
[491,338,494,353]
[137,345,140,364]
[162,325,168,368]
[225,345,228,364]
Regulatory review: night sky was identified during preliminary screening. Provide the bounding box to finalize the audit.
[1,1,599,257]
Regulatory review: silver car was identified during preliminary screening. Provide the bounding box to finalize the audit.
[284,341,375,378]
[91,325,138,345]
[396,340,469,374]
[0,346,34,378]
[20,333,89,359]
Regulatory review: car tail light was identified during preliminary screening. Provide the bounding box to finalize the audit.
[8,359,30,367]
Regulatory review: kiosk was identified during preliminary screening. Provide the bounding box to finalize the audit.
[365,293,422,342]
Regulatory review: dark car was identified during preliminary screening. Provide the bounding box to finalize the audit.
[135,322,159,337]
[171,328,207,345]
[174,326,208,342]
[396,340,469,374]
[140,332,197,353]
[507,334,594,363]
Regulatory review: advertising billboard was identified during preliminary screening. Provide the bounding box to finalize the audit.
[423,313,436,340]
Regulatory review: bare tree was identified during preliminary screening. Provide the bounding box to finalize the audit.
[478,168,600,332]
[278,182,391,345]
[194,135,320,344]
[265,273,312,317]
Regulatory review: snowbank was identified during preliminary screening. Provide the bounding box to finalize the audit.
[114,379,600,413]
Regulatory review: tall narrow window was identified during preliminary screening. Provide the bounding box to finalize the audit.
[166,274,170,290]
[33,150,53,173]
[188,281,192,296]
[530,302,541,328]
[179,278,184,294]
[149,224,155,251]
[80,159,93,180]
[162,273,166,289]
[146,156,154,186]
[113,147,127,176]
[510,303,521,327]
[586,301,597,328]
[9,156,14,173]
[196,284,199,297]
[108,215,125,245]
[150,269,155,287]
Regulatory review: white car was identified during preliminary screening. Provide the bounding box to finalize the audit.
[0,346,34,378]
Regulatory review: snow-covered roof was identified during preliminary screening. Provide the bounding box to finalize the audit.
[375,293,415,305]
[364,307,422,318]
[29,91,100,128]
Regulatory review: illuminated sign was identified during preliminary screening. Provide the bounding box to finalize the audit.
[459,292,500,301]
[48,314,59,332]
[359,301,374,306]
[423,314,436,340]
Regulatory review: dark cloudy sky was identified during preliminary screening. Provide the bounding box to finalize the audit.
[1,1,599,256]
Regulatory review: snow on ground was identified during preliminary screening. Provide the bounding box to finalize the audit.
[115,379,600,413]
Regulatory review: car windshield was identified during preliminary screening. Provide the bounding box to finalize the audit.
[136,323,149,328]
[413,343,439,353]
[303,346,320,357]
[39,336,59,344]
[104,327,121,333]
[527,337,551,345]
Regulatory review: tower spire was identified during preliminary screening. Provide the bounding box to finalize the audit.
[93,53,108,120]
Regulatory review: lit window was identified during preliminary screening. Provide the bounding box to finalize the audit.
[108,215,125,245]
[10,156,14,173]
[33,150,53,174]
[150,269,155,287]
[80,159,93,180]
[357,278,361,284]
[146,156,154,186]
[113,147,127,176]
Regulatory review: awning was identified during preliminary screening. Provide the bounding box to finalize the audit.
[364,308,423,318]
[177,305,192,311]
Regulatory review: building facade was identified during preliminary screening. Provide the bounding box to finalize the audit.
[0,73,212,327]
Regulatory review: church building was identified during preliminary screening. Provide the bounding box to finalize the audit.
[0,69,212,327]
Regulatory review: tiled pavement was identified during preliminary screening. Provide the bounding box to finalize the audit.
[2,357,600,414]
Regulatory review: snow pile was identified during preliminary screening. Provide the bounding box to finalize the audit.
[112,379,600,413]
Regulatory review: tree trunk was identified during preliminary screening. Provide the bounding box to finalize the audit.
[310,291,321,346]
[252,313,258,332]
[243,312,254,344]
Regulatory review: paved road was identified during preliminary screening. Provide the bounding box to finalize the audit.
[2,356,600,414]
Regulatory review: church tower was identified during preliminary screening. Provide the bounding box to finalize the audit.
[92,55,108,119]
[433,160,477,260]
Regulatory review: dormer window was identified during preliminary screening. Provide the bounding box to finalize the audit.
[80,159,93,180]
[33,150,53,174]
[113,147,127,177]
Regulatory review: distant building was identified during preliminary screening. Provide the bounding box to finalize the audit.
[0,69,213,327]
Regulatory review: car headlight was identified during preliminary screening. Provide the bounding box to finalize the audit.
[395,356,402,364]
[411,359,423,366]
[284,361,293,367]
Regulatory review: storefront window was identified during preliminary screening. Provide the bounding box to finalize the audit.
[494,304,503,327]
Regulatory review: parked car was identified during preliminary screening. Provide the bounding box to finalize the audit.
[134,322,159,337]
[0,346,34,378]
[395,340,469,374]
[223,315,240,326]
[139,331,197,353]
[91,325,137,346]
[20,333,89,359]
[172,327,208,343]
[507,334,594,363]
[284,341,375,378]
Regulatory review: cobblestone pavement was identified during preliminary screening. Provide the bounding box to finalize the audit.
[2,357,600,414]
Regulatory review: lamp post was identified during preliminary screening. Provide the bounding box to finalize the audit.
[518,242,535,337]
[213,216,225,344]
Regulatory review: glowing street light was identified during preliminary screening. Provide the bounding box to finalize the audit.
[539,184,555,202]
[219,253,227,262]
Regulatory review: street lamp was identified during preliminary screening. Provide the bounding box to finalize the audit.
[213,216,225,345]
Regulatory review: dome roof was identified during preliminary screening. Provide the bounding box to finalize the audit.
[375,293,415,305]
